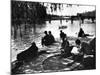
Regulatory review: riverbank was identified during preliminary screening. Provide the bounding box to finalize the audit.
[11,36,95,74]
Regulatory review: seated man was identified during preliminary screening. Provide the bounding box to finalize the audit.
[61,39,73,58]
[48,31,55,44]
[17,42,38,62]
[12,42,38,73]
[41,31,50,46]
[78,28,85,37]
[78,28,93,38]
[60,30,67,42]
[71,39,84,63]
[71,39,93,62]
[61,38,69,49]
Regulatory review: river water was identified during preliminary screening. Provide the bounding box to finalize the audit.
[11,19,96,62]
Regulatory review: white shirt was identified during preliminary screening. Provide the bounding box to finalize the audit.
[71,46,80,55]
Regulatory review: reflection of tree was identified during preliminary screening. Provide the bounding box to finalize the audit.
[13,24,17,39]
[11,1,47,40]
[19,25,22,40]
[12,1,47,24]
[77,10,96,23]
[49,3,62,14]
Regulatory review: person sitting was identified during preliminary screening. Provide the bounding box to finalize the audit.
[12,42,38,73]
[41,31,50,46]
[48,31,55,44]
[70,39,95,68]
[78,28,85,37]
[71,39,84,63]
[61,38,73,58]
[78,28,93,38]
[61,38,69,49]
[60,30,67,42]
[17,42,38,62]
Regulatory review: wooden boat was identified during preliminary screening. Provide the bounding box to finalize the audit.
[59,26,67,29]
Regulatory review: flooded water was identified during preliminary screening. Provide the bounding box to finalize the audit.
[11,19,96,62]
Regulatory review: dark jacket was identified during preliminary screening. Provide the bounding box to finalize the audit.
[17,44,38,61]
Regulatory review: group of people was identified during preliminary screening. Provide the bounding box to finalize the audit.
[58,29,96,69]
[41,31,55,46]
[14,30,96,71]
[16,31,55,63]
[60,33,96,68]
